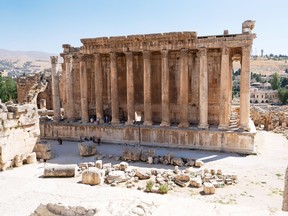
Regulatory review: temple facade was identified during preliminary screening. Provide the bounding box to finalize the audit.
[42,20,257,154]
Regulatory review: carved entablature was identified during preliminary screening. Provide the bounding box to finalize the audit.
[110,52,117,62]
[50,56,58,64]
[64,55,73,63]
[143,51,150,59]
[222,47,230,56]
[161,49,169,58]
[198,48,207,57]
[180,49,188,58]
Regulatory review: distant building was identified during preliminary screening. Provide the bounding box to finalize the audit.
[0,70,8,77]
[250,87,278,104]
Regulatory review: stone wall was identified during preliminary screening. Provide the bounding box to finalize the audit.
[40,121,256,154]
[0,102,40,169]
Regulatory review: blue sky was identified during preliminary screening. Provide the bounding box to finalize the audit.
[0,0,287,55]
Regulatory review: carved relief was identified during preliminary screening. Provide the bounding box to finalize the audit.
[161,49,169,58]
[64,55,72,63]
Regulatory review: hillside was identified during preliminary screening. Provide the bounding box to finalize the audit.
[0,49,54,61]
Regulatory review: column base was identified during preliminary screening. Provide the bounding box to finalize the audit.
[111,119,120,125]
[160,122,170,127]
[178,122,189,128]
[125,121,134,126]
[143,121,153,126]
[240,124,250,132]
[218,124,229,130]
[198,124,209,129]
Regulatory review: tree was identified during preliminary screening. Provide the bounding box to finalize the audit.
[281,77,288,88]
[0,75,17,102]
[270,73,281,90]
[278,88,288,104]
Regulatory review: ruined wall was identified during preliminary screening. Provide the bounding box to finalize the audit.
[0,102,40,169]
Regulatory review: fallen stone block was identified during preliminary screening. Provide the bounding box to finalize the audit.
[78,142,97,157]
[82,167,104,185]
[175,174,190,183]
[26,152,37,164]
[171,157,184,167]
[135,169,151,180]
[95,160,102,169]
[44,163,78,177]
[194,160,204,167]
[140,149,155,162]
[106,170,128,184]
[190,177,202,188]
[122,147,142,161]
[203,182,215,195]
[120,161,128,171]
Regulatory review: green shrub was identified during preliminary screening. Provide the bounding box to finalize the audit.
[158,184,168,194]
[146,180,154,192]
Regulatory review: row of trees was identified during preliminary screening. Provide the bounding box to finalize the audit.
[270,73,288,104]
[0,75,17,103]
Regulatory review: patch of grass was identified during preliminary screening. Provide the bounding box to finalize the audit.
[145,180,154,192]
[158,184,168,194]
[270,188,284,196]
[275,173,282,178]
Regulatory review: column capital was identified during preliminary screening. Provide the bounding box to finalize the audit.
[198,48,207,57]
[64,55,72,63]
[124,51,133,58]
[110,52,117,61]
[50,56,58,64]
[161,49,169,58]
[242,45,251,55]
[222,47,230,55]
[143,50,151,59]
[180,48,188,57]
[94,53,101,60]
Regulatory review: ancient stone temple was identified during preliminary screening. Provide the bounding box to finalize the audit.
[41,20,257,154]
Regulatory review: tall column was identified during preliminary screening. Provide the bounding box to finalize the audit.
[160,49,170,127]
[50,56,61,122]
[198,48,209,129]
[80,56,89,123]
[178,49,189,127]
[125,52,135,125]
[240,45,251,131]
[94,53,104,123]
[218,47,230,130]
[143,51,152,126]
[110,52,120,124]
[65,55,74,121]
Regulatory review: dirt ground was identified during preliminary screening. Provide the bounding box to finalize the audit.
[0,131,288,216]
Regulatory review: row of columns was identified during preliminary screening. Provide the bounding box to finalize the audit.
[51,46,251,130]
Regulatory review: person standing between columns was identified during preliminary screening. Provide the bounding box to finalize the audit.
[125,51,135,125]
[110,52,120,124]
[79,55,89,123]
[143,50,152,126]
[240,45,251,131]
[160,49,170,127]
[65,55,75,122]
[198,48,209,129]
[218,47,230,130]
[50,56,61,122]
[94,53,104,123]
[179,49,189,128]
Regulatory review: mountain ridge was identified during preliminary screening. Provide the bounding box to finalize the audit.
[0,48,56,61]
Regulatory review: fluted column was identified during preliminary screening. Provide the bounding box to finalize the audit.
[198,48,209,129]
[65,55,74,121]
[240,45,251,131]
[143,51,152,126]
[80,56,89,122]
[94,53,104,123]
[218,47,230,130]
[125,52,135,125]
[178,49,189,127]
[50,56,61,122]
[160,49,170,127]
[110,52,120,124]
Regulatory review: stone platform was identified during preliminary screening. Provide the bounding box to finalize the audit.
[40,120,256,154]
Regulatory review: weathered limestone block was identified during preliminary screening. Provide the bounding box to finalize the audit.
[44,163,78,177]
[13,155,23,167]
[203,182,216,195]
[174,179,187,187]
[26,152,37,164]
[194,160,204,167]
[78,142,97,157]
[135,169,151,180]
[163,153,174,164]
[122,147,142,161]
[185,159,195,167]
[191,177,202,188]
[171,157,184,166]
[106,170,128,184]
[95,160,102,169]
[283,166,288,211]
[82,167,104,185]
[30,203,97,216]
[174,174,190,183]
[140,149,155,162]
[35,151,53,160]
[33,143,51,152]
[120,161,128,171]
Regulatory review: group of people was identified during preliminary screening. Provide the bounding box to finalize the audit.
[79,136,101,145]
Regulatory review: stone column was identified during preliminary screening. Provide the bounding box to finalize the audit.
[51,56,61,122]
[178,49,189,127]
[143,51,152,126]
[283,166,288,211]
[125,52,135,125]
[110,52,120,124]
[65,55,74,121]
[240,45,251,131]
[198,48,209,129]
[160,49,170,127]
[80,56,89,123]
[218,47,230,130]
[94,53,104,123]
